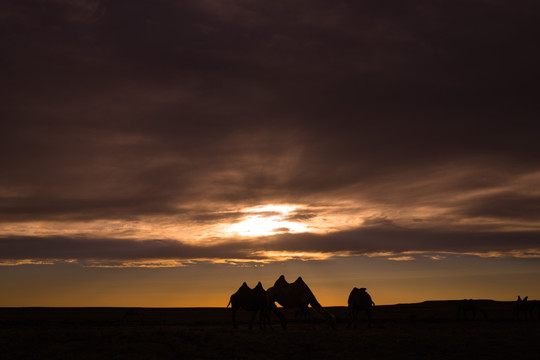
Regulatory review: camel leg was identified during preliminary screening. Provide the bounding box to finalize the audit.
[232,306,239,329]
[297,306,313,329]
[347,308,353,328]
[480,309,487,319]
[259,309,268,330]
[294,306,311,328]
[249,310,258,330]
[309,308,316,330]
[348,308,358,329]
[270,303,287,329]
[266,312,274,330]
[353,308,359,329]
[366,308,372,328]
[347,308,355,328]
[260,308,273,330]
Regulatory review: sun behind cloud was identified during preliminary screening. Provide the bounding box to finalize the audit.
[226,204,308,237]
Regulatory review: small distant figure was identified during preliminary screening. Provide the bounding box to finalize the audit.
[457,299,487,320]
[227,282,269,329]
[347,287,375,328]
[514,296,535,320]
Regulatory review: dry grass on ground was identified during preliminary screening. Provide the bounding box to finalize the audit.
[1,301,539,359]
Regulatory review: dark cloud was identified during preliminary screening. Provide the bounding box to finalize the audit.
[271,227,290,234]
[2,222,539,263]
[457,192,540,221]
[361,217,394,227]
[284,212,318,222]
[264,225,540,255]
[1,0,540,257]
[0,235,250,261]
[187,211,246,224]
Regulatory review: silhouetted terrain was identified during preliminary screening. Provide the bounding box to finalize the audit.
[1,301,538,359]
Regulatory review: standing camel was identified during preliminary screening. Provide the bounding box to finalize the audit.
[457,299,487,320]
[227,282,269,329]
[513,296,535,320]
[266,275,336,329]
[347,287,375,328]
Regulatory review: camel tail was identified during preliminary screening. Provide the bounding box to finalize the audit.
[227,298,231,308]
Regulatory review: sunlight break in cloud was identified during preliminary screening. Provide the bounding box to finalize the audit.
[387,256,416,261]
[250,250,352,262]
[226,204,308,237]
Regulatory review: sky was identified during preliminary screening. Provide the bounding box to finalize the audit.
[1,0,539,307]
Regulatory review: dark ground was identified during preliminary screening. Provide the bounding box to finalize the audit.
[1,301,538,359]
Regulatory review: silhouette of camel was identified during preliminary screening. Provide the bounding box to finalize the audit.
[347,287,375,328]
[227,282,269,329]
[266,275,336,329]
[533,300,540,320]
[514,296,535,320]
[457,299,487,320]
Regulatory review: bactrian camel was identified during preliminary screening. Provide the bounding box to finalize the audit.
[457,299,487,320]
[513,295,537,320]
[347,287,375,328]
[227,282,269,329]
[266,275,336,329]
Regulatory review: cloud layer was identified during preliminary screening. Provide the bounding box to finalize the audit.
[1,0,540,266]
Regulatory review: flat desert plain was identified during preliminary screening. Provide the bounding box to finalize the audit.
[1,301,539,359]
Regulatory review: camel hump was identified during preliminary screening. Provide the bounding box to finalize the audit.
[294,277,309,289]
[275,275,289,286]
[255,282,263,289]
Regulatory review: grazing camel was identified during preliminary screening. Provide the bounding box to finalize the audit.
[266,275,336,329]
[347,287,375,328]
[513,296,535,320]
[457,299,487,320]
[227,282,269,329]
